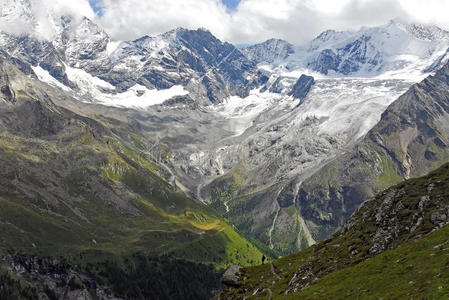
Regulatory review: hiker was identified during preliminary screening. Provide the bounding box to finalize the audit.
[262,254,266,265]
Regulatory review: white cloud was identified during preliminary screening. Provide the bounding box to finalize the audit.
[398,0,449,25]
[93,0,449,45]
[0,0,95,40]
[2,0,449,45]
[96,0,231,41]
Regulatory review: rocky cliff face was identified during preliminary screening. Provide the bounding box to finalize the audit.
[288,74,315,101]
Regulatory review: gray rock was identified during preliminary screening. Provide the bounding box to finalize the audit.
[431,212,447,225]
[221,265,242,289]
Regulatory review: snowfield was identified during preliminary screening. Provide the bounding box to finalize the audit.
[61,64,188,109]
[296,78,412,139]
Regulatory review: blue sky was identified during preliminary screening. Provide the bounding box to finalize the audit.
[88,0,103,15]
[221,0,241,11]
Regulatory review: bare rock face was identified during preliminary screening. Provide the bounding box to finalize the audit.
[221,265,242,289]
[288,74,314,101]
[0,57,15,102]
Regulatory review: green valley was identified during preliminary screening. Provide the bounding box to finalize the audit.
[0,55,261,299]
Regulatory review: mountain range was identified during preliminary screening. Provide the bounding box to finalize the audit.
[2,0,449,298]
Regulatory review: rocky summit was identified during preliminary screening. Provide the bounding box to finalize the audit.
[1,0,449,299]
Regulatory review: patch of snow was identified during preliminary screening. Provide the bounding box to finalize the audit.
[64,64,187,109]
[31,65,70,91]
[64,63,114,90]
[106,40,122,56]
[212,90,292,136]
[96,84,188,109]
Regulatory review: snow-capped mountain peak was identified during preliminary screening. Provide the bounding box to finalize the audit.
[2,1,449,113]
[301,20,449,76]
[308,29,351,52]
[388,18,449,41]
[241,20,449,79]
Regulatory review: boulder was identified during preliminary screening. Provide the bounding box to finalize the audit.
[221,265,242,289]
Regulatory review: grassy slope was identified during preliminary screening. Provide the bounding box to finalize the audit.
[284,224,449,299]
[0,55,266,298]
[230,223,449,299]
[0,129,261,268]
[220,162,449,299]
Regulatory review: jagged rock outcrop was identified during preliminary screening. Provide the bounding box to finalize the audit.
[288,74,314,101]
[0,62,15,102]
[286,162,449,291]
[1,255,119,300]
[307,35,382,75]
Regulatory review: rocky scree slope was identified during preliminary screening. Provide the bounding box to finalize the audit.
[0,54,262,299]
[219,161,449,299]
